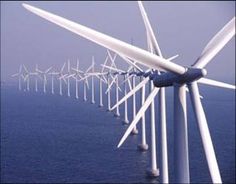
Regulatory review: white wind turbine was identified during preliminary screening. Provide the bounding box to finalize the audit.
[12,65,24,91]
[66,59,74,97]
[57,62,67,96]
[36,66,52,93]
[98,54,110,107]
[101,63,133,123]
[22,3,235,184]
[22,64,33,91]
[71,58,84,99]
[32,64,43,92]
[80,63,94,101]
[104,51,123,117]
[90,57,95,104]
[86,57,108,105]
[49,70,59,94]
[104,50,118,112]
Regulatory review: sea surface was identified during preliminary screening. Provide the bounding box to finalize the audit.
[1,82,235,183]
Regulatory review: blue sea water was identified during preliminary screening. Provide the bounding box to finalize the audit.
[1,82,235,183]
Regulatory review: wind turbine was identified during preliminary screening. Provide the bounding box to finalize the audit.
[98,54,109,107]
[57,62,67,96]
[90,57,95,104]
[71,58,84,99]
[32,64,43,92]
[104,50,123,117]
[36,66,52,93]
[103,50,118,111]
[67,59,73,97]
[49,70,59,94]
[22,3,235,184]
[80,63,94,101]
[12,65,24,91]
[22,64,33,91]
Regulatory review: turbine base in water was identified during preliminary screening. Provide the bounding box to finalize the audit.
[131,128,138,135]
[137,144,149,151]
[122,120,129,125]
[114,113,120,117]
[146,168,160,178]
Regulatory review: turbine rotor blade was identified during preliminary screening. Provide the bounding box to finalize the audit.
[193,17,235,68]
[188,82,222,183]
[22,3,186,75]
[111,77,149,111]
[198,78,235,90]
[119,54,143,72]
[167,54,179,61]
[117,87,160,148]
[23,64,29,73]
[60,62,66,72]
[138,1,163,57]
[105,75,117,93]
[12,73,19,77]
[101,55,109,72]
[45,66,52,73]
[101,64,125,73]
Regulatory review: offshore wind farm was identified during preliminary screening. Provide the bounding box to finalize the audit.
[1,1,235,183]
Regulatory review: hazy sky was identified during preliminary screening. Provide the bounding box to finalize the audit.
[1,1,235,83]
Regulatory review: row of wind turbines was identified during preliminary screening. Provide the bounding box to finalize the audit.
[16,1,235,183]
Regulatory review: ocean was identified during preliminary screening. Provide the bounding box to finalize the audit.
[1,81,235,183]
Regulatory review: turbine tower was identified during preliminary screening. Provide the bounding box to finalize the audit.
[12,65,23,91]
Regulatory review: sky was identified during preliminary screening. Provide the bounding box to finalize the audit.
[1,1,235,83]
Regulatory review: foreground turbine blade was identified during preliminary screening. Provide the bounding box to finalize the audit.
[118,54,143,72]
[117,87,160,148]
[138,1,162,57]
[167,54,179,61]
[111,77,149,111]
[193,17,235,68]
[198,78,235,90]
[22,3,186,75]
[188,82,222,183]
[105,75,118,93]
[101,64,125,73]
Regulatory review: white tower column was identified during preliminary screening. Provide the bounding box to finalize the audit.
[138,76,148,151]
[51,76,54,94]
[123,74,129,124]
[43,77,46,93]
[59,79,62,95]
[114,75,120,117]
[67,78,70,97]
[158,87,169,183]
[75,80,79,99]
[99,78,103,107]
[67,60,70,97]
[173,84,190,183]
[35,77,38,92]
[107,74,111,111]
[146,80,159,177]
[27,77,30,91]
[83,81,87,101]
[91,67,95,104]
[19,77,21,91]
[131,75,138,134]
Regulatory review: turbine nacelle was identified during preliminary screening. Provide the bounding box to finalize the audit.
[153,68,207,87]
